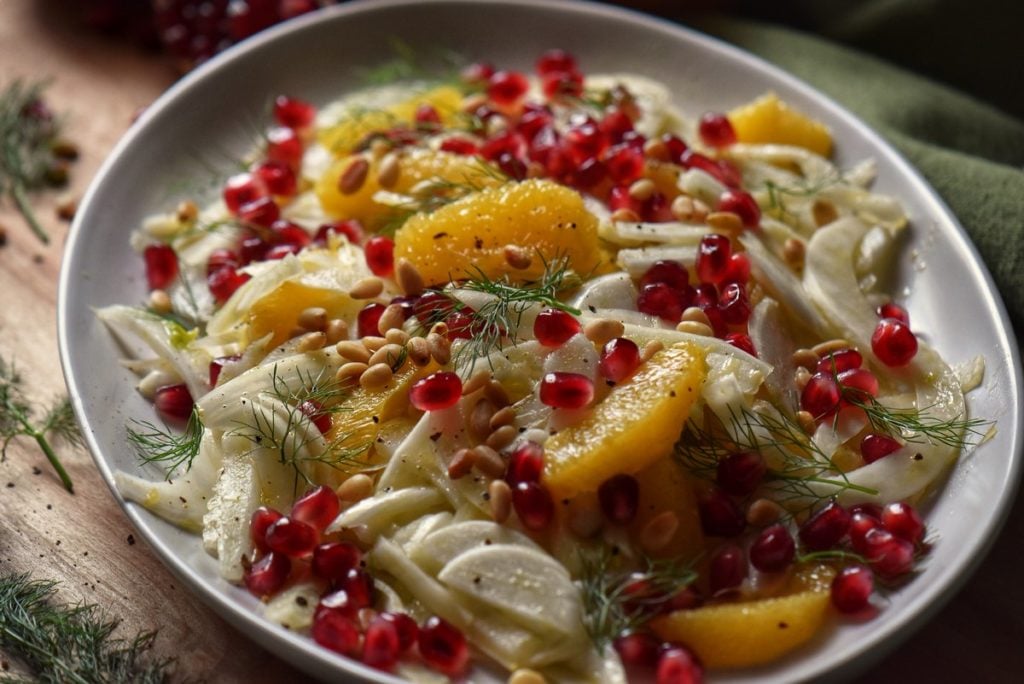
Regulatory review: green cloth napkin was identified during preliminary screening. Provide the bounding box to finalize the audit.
[691,16,1024,335]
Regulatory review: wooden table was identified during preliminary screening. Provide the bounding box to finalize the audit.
[0,1,1021,681]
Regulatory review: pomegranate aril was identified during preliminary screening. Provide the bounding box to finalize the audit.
[698,112,737,148]
[723,252,751,285]
[881,501,925,543]
[801,373,841,419]
[698,488,746,537]
[877,301,909,325]
[363,616,400,670]
[357,303,386,339]
[539,372,594,409]
[604,143,645,183]
[564,117,608,164]
[609,184,642,214]
[318,588,361,619]
[750,523,796,573]
[414,103,441,128]
[209,354,240,386]
[598,474,640,524]
[291,484,340,531]
[207,248,239,275]
[461,61,494,85]
[444,310,478,340]
[271,220,311,247]
[661,134,688,164]
[412,290,455,324]
[838,368,879,401]
[724,332,757,357]
[341,567,375,608]
[439,136,479,155]
[364,236,395,277]
[244,551,291,598]
[312,608,361,657]
[665,586,703,612]
[656,644,704,684]
[239,235,269,264]
[682,150,742,188]
[849,511,880,553]
[144,244,179,290]
[207,266,250,304]
[512,481,555,530]
[379,612,418,651]
[614,631,660,668]
[718,282,751,325]
[861,433,902,464]
[253,160,297,196]
[238,196,280,227]
[280,0,320,19]
[409,371,463,411]
[817,348,863,375]
[315,219,364,246]
[533,308,581,347]
[695,234,732,285]
[250,506,284,553]
[267,126,303,169]
[716,451,765,496]
[863,527,915,578]
[799,501,850,551]
[570,157,606,189]
[872,318,918,367]
[600,108,635,144]
[709,543,747,594]
[599,337,642,383]
[264,516,318,557]
[637,282,686,322]
[273,95,316,129]
[223,172,267,214]
[536,48,578,75]
[506,441,544,485]
[487,70,529,108]
[265,243,300,260]
[641,260,689,290]
[831,564,874,613]
[312,542,362,582]
[154,384,193,423]
[418,616,469,676]
[718,189,760,228]
[542,70,584,99]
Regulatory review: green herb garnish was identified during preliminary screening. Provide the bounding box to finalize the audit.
[127,407,204,478]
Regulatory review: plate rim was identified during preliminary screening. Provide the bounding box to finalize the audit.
[57,0,1024,682]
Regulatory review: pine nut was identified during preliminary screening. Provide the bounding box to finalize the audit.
[429,322,449,337]
[377,303,407,334]
[338,156,369,195]
[349,276,383,300]
[488,480,512,523]
[337,362,368,382]
[447,448,477,480]
[489,406,516,430]
[670,194,696,221]
[469,398,497,439]
[503,244,532,270]
[325,319,349,345]
[472,445,506,478]
[368,343,405,368]
[706,211,743,235]
[641,340,664,362]
[359,363,393,390]
[812,199,838,227]
[611,208,640,223]
[484,380,510,408]
[680,307,711,326]
[362,336,387,351]
[376,152,401,189]
[486,424,517,450]
[643,138,670,161]
[298,306,328,331]
[628,178,656,201]
[583,318,624,347]
[336,341,371,363]
[746,498,784,526]
[794,366,812,391]
[508,669,547,684]
[395,258,424,296]
[676,320,713,337]
[426,332,451,365]
[692,198,711,221]
[783,238,805,268]
[462,370,491,396]
[639,511,680,553]
[407,337,432,366]
[296,331,327,352]
[176,199,199,223]
[336,473,374,503]
[147,289,172,314]
[385,328,409,345]
[791,348,818,370]
[812,339,853,357]
[796,410,816,435]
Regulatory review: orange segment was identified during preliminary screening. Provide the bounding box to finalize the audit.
[394,179,604,286]
[628,457,704,562]
[728,92,833,157]
[542,342,705,501]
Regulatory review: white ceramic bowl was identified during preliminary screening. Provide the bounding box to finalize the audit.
[58,1,1023,681]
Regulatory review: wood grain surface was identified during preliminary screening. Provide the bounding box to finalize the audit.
[0,1,1020,682]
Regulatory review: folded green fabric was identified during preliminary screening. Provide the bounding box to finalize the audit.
[694,17,1024,335]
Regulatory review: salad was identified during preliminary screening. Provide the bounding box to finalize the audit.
[101,48,987,683]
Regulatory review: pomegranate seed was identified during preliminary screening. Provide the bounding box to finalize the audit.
[657,644,704,684]
[536,48,578,75]
[877,301,909,325]
[364,236,395,277]
[718,282,751,325]
[273,95,316,129]
[357,303,386,338]
[604,143,645,183]
[341,567,375,607]
[539,372,594,409]
[534,308,581,347]
[637,282,687,322]
[872,318,918,367]
[506,441,544,485]
[542,70,584,100]
[600,108,635,144]
[801,373,841,419]
[799,501,850,550]
[206,249,239,275]
[363,616,400,670]
[311,608,360,656]
[614,631,660,668]
[723,253,751,285]
[239,236,269,264]
[253,160,297,196]
[270,220,310,247]
[244,551,291,598]
[661,134,688,163]
[570,157,606,189]
[207,266,250,304]
[264,516,318,557]
[849,502,883,519]
[412,291,455,324]
[279,0,319,20]
[861,433,902,464]
[816,349,863,374]
[665,586,703,612]
[718,189,760,228]
[312,541,362,582]
[291,485,339,532]
[223,172,267,213]
[267,126,303,169]
[512,481,555,530]
[695,234,732,285]
[250,506,283,553]
[314,219,364,245]
[461,61,495,84]
[444,310,478,340]
[716,451,765,496]
[599,338,641,383]
[144,244,178,290]
[238,196,280,228]
[598,474,640,524]
[682,150,743,187]
[881,502,925,543]
[863,527,916,578]
[209,354,240,386]
[318,588,360,619]
[750,524,796,572]
[838,368,879,401]
[641,260,689,290]
[832,564,874,613]
[418,616,469,676]
[481,130,526,161]
[849,511,881,553]
[297,399,332,435]
[439,136,479,155]
[698,488,746,537]
[698,112,737,147]
[414,103,442,127]
[154,384,193,423]
[409,372,463,411]
[709,543,747,594]
[724,333,757,357]
[609,184,642,214]
[487,70,529,108]
[564,117,608,164]
[265,244,300,260]
[379,612,418,651]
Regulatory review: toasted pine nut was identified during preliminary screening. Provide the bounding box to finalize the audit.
[812,199,839,227]
[368,343,405,368]
[426,332,451,365]
[639,511,680,553]
[337,362,368,382]
[706,211,743,235]
[349,276,383,300]
[796,410,816,435]
[628,178,655,201]
[447,448,477,480]
[296,331,327,352]
[692,198,711,221]
[488,480,512,523]
[336,340,371,363]
[362,335,387,351]
[376,152,401,189]
[489,406,516,430]
[676,320,713,337]
[791,348,819,370]
[385,328,409,345]
[508,669,547,684]
[147,289,172,314]
[176,199,199,223]
[469,398,497,439]
[746,498,784,527]
[407,337,432,366]
[359,362,393,390]
[681,307,711,326]
[298,306,328,331]
[641,340,664,362]
[395,258,424,296]
[610,208,640,223]
[462,369,491,396]
[473,445,506,478]
[486,424,517,450]
[336,473,374,503]
[643,138,670,161]
[377,303,407,335]
[325,319,349,345]
[794,366,812,391]
[503,244,532,270]
[670,194,696,221]
[338,156,370,195]
[783,238,805,268]
[583,318,624,347]
[812,339,853,358]
[429,321,449,337]
[484,380,510,408]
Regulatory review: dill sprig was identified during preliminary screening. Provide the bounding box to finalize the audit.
[0,573,172,683]
[0,357,82,493]
[579,548,698,650]
[845,396,988,451]
[676,405,877,510]
[126,407,204,479]
[378,161,508,234]
[359,38,463,87]
[763,172,842,222]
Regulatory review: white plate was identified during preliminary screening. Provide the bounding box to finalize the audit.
[58,0,1023,681]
